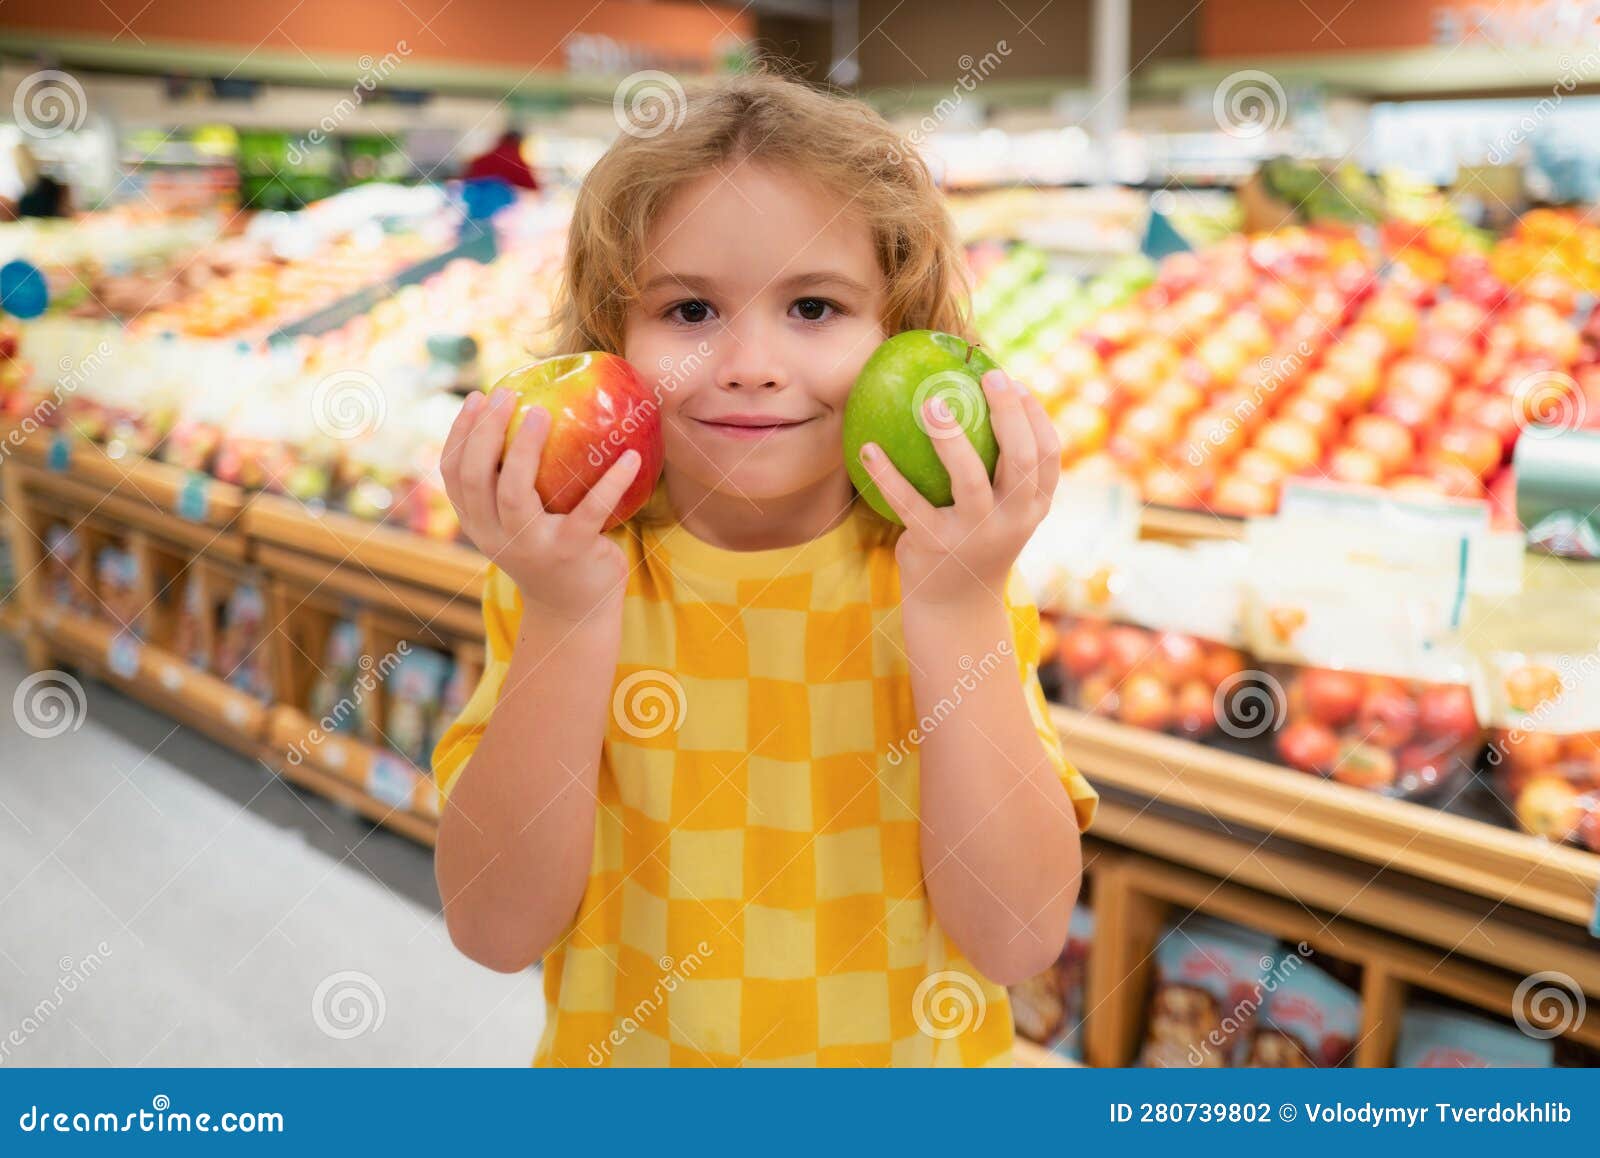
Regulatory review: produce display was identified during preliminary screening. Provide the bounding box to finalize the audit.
[1467,570,1600,852]
[1490,207,1600,296]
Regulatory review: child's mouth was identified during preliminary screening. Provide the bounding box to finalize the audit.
[693,415,813,440]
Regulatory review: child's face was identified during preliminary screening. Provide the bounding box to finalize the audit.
[623,162,887,506]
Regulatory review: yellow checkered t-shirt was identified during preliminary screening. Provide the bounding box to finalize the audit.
[434,501,1097,1067]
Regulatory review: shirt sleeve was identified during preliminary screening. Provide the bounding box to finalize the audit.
[1005,571,1098,833]
[432,564,523,802]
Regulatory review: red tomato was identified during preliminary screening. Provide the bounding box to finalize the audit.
[1118,674,1175,732]
[1432,424,1503,478]
[1301,668,1365,728]
[1327,446,1386,486]
[1277,720,1340,774]
[1057,623,1107,680]
[1174,679,1217,738]
[1332,740,1399,790]
[1346,415,1416,474]
[1359,681,1419,749]
[1416,684,1478,741]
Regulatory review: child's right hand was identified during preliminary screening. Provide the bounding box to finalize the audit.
[441,389,643,625]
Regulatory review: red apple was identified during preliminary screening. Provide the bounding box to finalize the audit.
[498,353,665,530]
[1255,420,1323,472]
[1119,674,1174,732]
[1058,623,1107,679]
[1333,740,1399,790]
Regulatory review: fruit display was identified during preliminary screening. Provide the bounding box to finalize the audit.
[1038,218,1598,518]
[1242,515,1514,798]
[1467,568,1600,852]
[967,243,1154,387]
[1490,207,1600,297]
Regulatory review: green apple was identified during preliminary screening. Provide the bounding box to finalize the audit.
[843,330,1001,524]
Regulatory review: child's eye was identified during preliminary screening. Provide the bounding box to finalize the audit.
[667,299,714,325]
[791,297,840,323]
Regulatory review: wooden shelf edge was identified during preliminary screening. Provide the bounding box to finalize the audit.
[259,741,438,847]
[1056,704,1600,930]
[244,492,484,600]
[1138,503,1245,542]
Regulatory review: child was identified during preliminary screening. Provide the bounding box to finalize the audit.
[433,70,1097,1067]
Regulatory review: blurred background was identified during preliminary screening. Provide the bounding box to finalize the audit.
[1,0,1598,1071]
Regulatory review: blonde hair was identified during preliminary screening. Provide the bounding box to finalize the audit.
[552,68,971,355]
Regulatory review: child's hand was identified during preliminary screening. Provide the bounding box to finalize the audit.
[441,389,642,624]
[858,369,1058,607]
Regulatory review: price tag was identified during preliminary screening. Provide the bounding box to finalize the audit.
[107,631,143,680]
[323,743,347,772]
[1591,887,1600,940]
[367,752,419,809]
[223,700,250,727]
[176,472,210,522]
[159,665,184,692]
[47,434,71,472]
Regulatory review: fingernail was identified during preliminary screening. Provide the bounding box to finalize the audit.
[465,392,483,413]
[620,449,639,466]
[495,390,513,409]
[860,443,879,464]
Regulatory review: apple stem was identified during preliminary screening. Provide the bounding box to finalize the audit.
[964,343,979,365]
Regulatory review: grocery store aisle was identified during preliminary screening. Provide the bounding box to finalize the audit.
[0,640,542,1066]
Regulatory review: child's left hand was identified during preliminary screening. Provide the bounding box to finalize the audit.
[858,368,1059,607]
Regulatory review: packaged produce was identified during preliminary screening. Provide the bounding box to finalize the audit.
[1466,557,1600,850]
[306,619,367,734]
[384,646,451,769]
[1244,512,1522,796]
[171,568,212,670]
[94,544,145,637]
[1396,1004,1553,1068]
[1139,915,1276,1068]
[1008,904,1093,1061]
[214,581,273,701]
[42,525,90,611]
[1238,953,1360,1067]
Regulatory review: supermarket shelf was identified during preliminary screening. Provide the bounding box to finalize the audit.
[245,493,485,604]
[35,609,267,758]
[264,706,441,837]
[1057,705,1600,934]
